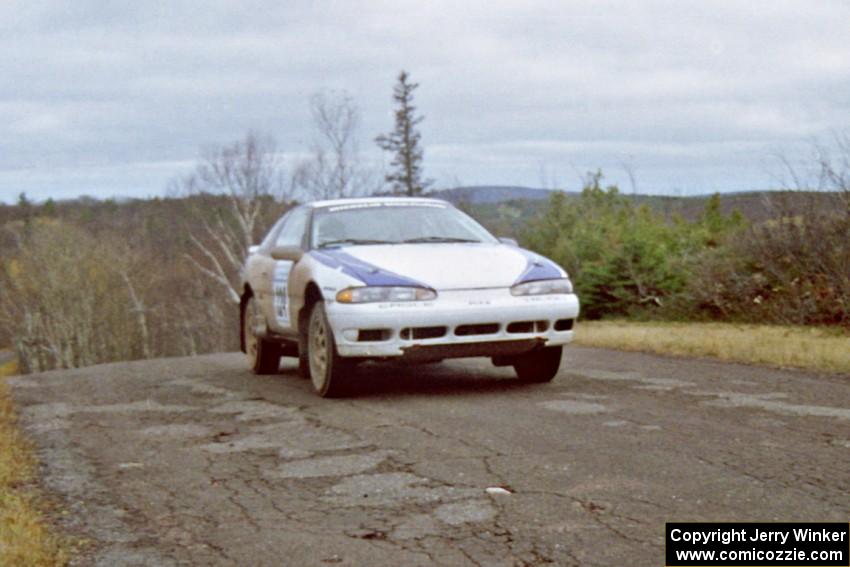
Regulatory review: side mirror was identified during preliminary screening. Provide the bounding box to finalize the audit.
[498,237,518,246]
[270,245,304,262]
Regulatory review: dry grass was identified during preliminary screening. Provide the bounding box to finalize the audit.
[0,356,69,566]
[574,321,850,374]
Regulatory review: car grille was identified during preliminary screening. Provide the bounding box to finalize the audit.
[400,326,448,340]
[506,320,549,333]
[454,323,500,336]
[355,319,574,343]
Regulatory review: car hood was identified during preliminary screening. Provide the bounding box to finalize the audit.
[315,243,564,290]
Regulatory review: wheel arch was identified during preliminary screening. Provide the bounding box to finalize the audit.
[298,281,323,337]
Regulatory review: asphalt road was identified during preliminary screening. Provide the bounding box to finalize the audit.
[9,348,850,566]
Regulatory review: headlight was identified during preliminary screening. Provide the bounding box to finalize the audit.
[336,286,437,304]
[511,278,573,296]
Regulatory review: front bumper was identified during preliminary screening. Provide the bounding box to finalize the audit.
[325,288,580,358]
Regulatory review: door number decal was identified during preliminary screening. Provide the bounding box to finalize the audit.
[273,261,293,326]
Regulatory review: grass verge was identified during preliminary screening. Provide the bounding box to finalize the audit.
[0,356,69,566]
[574,321,850,374]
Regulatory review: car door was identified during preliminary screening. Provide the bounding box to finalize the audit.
[262,206,310,335]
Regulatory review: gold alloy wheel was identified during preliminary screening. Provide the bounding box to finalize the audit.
[309,306,329,392]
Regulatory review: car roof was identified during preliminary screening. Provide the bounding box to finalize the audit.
[307,196,452,209]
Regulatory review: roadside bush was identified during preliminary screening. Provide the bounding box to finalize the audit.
[523,165,847,328]
[682,138,850,329]
[685,195,850,327]
[523,173,740,319]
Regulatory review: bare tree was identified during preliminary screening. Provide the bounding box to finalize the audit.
[293,90,372,200]
[113,245,153,360]
[179,132,287,304]
[814,133,850,210]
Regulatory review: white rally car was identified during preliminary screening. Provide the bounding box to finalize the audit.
[240,197,579,397]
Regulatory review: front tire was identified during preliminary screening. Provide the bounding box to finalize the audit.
[297,323,310,378]
[513,346,562,383]
[243,295,281,374]
[307,301,352,397]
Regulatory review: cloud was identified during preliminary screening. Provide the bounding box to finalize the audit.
[1,0,849,202]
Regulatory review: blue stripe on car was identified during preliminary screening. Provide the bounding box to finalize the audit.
[309,249,429,287]
[513,248,564,284]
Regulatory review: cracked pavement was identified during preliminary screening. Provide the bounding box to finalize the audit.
[9,347,850,566]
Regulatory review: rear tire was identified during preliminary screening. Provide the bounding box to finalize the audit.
[243,295,281,374]
[513,346,562,383]
[307,301,352,397]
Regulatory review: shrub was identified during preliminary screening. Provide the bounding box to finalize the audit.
[523,173,736,319]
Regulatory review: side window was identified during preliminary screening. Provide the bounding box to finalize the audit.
[260,213,289,249]
[275,207,309,248]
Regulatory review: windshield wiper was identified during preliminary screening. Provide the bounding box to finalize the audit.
[318,238,393,248]
[402,236,480,244]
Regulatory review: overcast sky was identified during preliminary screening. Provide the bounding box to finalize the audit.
[2,0,849,203]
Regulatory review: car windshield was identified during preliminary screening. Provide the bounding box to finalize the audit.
[311,202,497,248]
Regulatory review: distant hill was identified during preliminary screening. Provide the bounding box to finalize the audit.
[430,186,556,204]
[431,186,837,223]
[1,186,836,232]
[428,186,842,240]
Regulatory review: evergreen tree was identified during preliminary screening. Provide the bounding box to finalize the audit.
[375,71,432,195]
[42,198,57,217]
[17,192,33,229]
